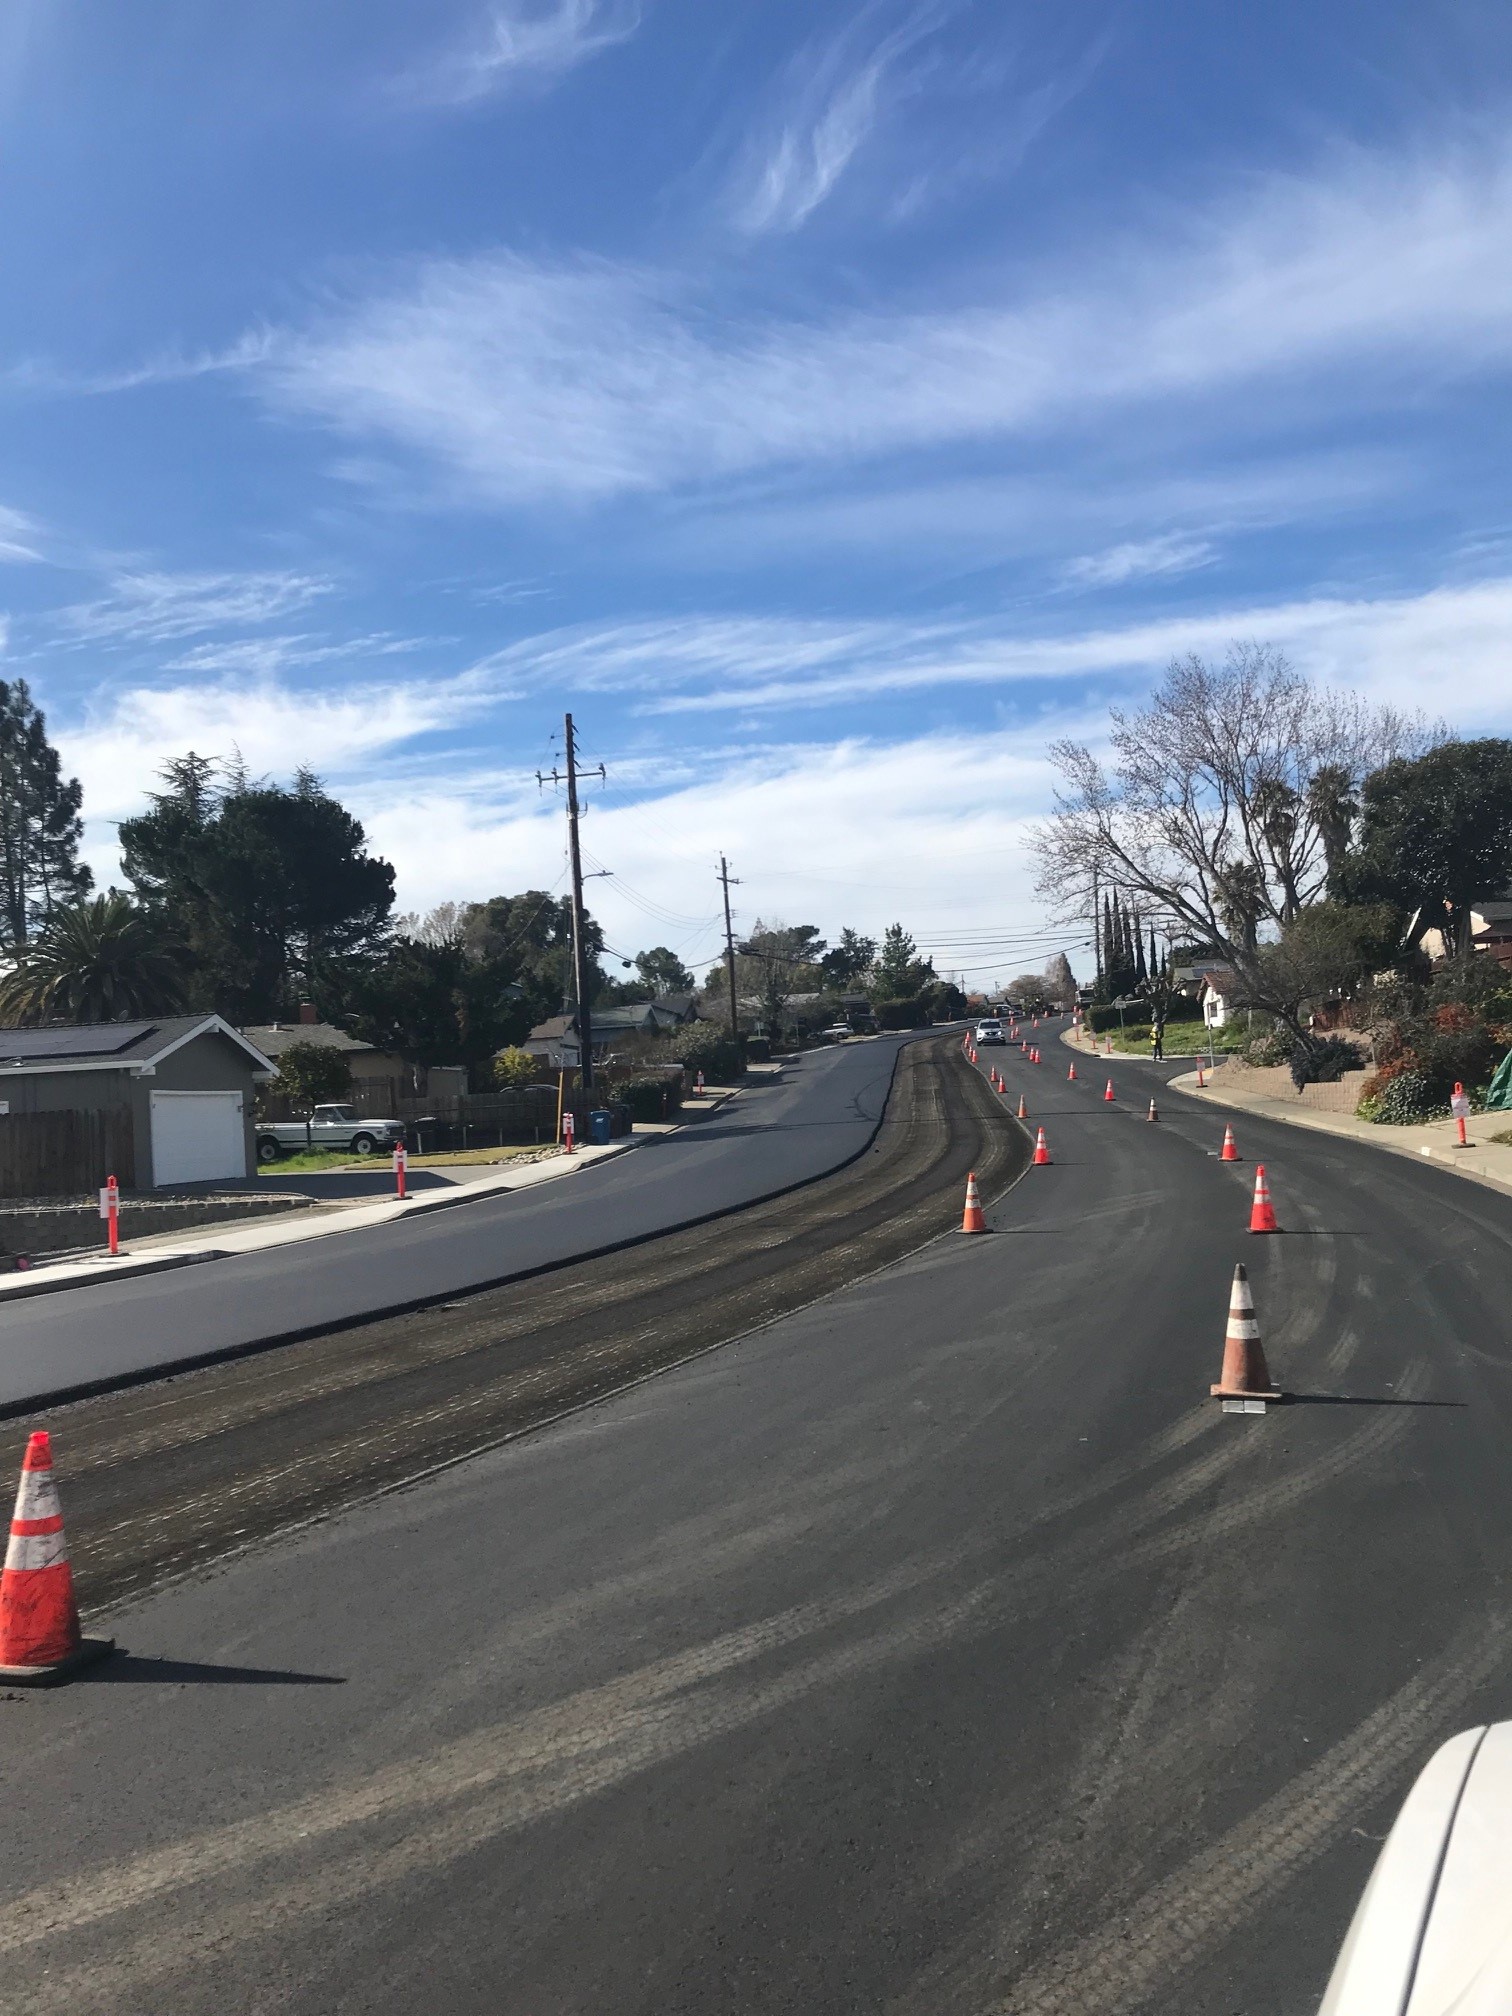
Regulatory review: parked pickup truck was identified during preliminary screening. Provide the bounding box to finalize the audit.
[255,1105,406,1162]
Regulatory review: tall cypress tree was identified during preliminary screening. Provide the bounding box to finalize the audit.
[1134,913,1147,984]
[0,679,91,949]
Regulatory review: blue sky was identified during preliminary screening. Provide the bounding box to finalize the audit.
[2,0,1511,986]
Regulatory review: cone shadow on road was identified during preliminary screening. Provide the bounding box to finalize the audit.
[82,1653,347,1685]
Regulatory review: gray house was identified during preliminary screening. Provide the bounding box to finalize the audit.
[0,1016,276,1195]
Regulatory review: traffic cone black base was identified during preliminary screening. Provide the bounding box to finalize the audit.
[0,1637,114,1688]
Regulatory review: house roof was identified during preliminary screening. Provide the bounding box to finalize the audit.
[0,1014,275,1077]
[242,1021,379,1058]
[527,1014,575,1042]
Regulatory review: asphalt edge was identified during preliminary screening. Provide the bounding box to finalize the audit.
[7,1035,927,1424]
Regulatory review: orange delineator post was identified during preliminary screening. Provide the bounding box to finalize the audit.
[563,1110,576,1155]
[1211,1264,1280,1411]
[0,1433,113,1684]
[100,1173,120,1257]
[1453,1081,1469,1147]
[394,1143,407,1199]
[1220,1124,1240,1161]
[960,1172,986,1233]
[1196,1064,1206,1087]
[1032,1126,1051,1166]
[1248,1164,1279,1233]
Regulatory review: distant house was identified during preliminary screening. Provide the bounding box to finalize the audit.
[0,1015,275,1194]
[239,1008,415,1120]
[522,997,700,1068]
[1419,895,1512,972]
[1200,970,1240,1029]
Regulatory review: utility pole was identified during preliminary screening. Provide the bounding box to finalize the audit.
[537,713,605,1092]
[718,855,741,1046]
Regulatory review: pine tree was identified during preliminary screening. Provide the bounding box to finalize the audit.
[0,679,91,948]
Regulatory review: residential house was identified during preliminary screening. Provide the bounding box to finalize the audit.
[523,997,703,1067]
[0,1016,275,1195]
[1419,894,1512,971]
[1200,969,1240,1029]
[242,1005,409,1117]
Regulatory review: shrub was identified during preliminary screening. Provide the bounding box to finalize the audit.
[1290,1036,1365,1090]
[875,996,927,1029]
[492,1045,537,1089]
[1244,1028,1291,1067]
[273,1040,353,1106]
[618,1074,683,1123]
[664,1021,745,1082]
[1363,1069,1448,1125]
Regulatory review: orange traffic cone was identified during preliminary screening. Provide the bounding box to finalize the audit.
[1147,1097,1159,1122]
[0,1434,112,1685]
[1103,1078,1115,1102]
[1248,1164,1279,1234]
[961,1172,986,1233]
[1032,1126,1051,1166]
[1067,1061,1077,1082]
[1220,1124,1240,1162]
[1211,1265,1280,1411]
[1016,1093,1027,1119]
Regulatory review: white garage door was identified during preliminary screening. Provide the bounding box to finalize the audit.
[150,1090,246,1187]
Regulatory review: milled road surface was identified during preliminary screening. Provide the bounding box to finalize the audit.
[4,1022,1512,2014]
[0,1034,909,1411]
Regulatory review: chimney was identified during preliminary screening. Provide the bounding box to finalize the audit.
[299,1002,318,1026]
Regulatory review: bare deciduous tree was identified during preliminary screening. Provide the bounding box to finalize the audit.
[1032,645,1433,975]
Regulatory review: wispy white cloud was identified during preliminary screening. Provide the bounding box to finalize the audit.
[1061,534,1216,588]
[161,632,435,676]
[0,504,44,564]
[729,4,945,235]
[464,575,1512,723]
[60,661,508,873]
[400,0,640,108]
[1,329,274,399]
[258,138,1512,504]
[54,570,336,646]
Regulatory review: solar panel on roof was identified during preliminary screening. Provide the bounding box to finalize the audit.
[0,1023,158,1061]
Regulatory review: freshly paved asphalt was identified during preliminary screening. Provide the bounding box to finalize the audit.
[7,1020,1512,2014]
[0,1036,907,1411]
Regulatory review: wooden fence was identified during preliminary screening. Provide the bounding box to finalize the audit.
[0,1107,137,1198]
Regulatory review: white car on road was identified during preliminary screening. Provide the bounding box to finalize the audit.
[974,1019,1006,1045]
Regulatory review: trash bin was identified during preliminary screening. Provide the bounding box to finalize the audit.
[587,1108,614,1146]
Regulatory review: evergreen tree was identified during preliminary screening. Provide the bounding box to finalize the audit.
[0,679,91,948]
[1134,915,1147,985]
[120,755,395,1021]
[1101,894,1113,983]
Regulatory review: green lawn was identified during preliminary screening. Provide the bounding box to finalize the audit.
[1084,1022,1249,1058]
[258,1142,549,1175]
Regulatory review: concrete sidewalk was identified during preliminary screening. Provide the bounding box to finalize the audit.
[0,1139,639,1303]
[1060,1022,1512,1200]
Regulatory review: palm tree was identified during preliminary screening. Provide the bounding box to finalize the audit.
[0,892,188,1025]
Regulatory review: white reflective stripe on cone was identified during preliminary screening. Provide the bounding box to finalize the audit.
[5,1528,67,1572]
[10,1469,61,1525]
[1227,1319,1261,1339]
